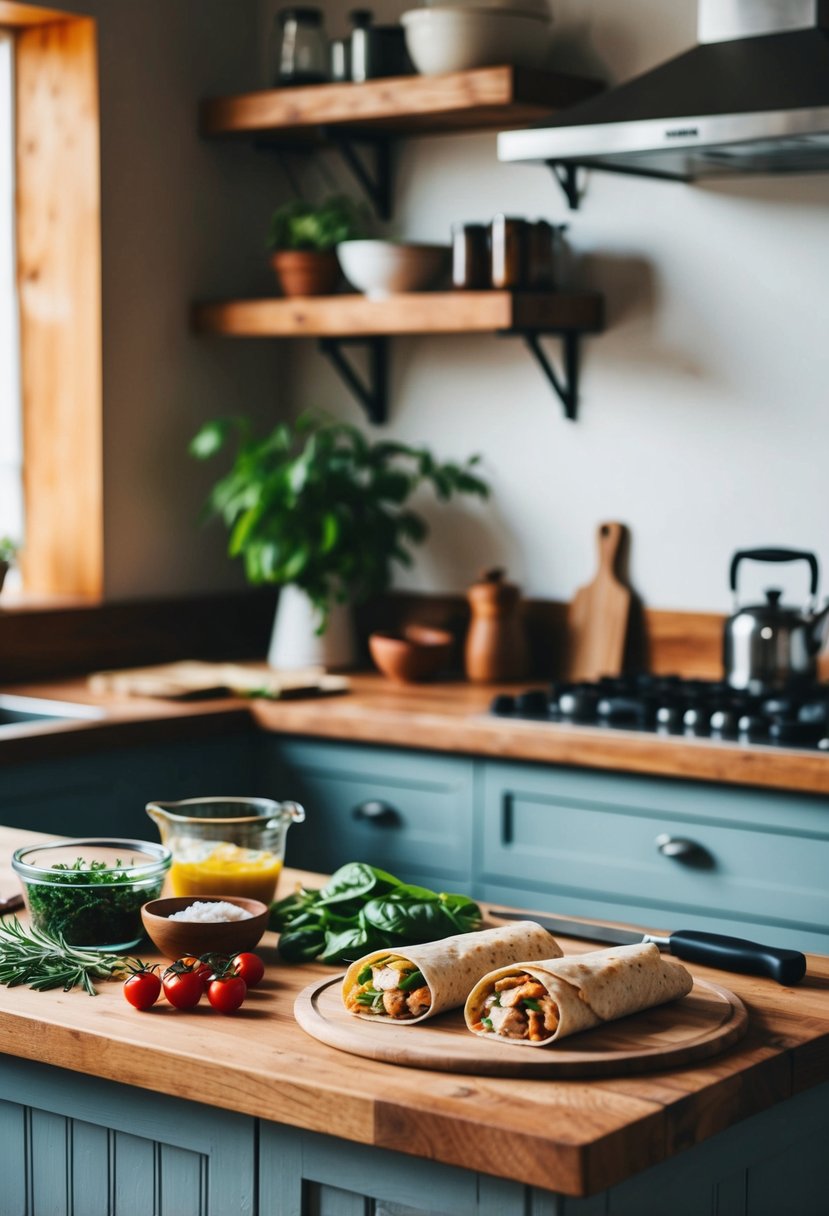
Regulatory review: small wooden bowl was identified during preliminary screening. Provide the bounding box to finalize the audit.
[141,896,269,961]
[368,625,454,684]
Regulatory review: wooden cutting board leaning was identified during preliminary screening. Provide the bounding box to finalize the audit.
[88,660,350,700]
[564,521,632,682]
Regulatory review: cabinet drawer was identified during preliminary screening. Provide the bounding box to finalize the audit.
[481,762,829,933]
[267,739,474,885]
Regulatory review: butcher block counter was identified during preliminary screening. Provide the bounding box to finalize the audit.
[1,670,829,795]
[1,829,829,1215]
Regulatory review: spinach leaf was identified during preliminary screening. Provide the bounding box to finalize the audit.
[277,925,327,963]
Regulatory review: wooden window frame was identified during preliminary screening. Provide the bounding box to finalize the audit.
[2,2,102,598]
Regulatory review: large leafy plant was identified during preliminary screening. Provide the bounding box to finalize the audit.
[190,414,489,626]
[266,195,366,252]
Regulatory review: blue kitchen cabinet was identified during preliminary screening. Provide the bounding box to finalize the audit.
[3,1053,829,1216]
[0,735,257,840]
[264,738,476,891]
[477,759,829,953]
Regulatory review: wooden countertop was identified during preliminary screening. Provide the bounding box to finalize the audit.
[0,827,827,1197]
[2,671,829,796]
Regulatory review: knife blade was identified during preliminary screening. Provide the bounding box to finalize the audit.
[490,911,807,986]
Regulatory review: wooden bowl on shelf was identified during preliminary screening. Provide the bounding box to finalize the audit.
[141,896,269,961]
[368,625,454,684]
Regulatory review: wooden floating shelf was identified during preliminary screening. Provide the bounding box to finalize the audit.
[200,66,602,142]
[192,291,604,339]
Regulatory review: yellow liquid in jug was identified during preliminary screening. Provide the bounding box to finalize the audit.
[169,841,283,904]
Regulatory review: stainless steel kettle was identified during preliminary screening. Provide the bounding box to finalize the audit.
[723,548,829,693]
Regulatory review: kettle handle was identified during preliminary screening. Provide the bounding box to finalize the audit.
[730,548,819,599]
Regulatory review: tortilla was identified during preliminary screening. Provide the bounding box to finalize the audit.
[464,942,694,1046]
[342,922,562,1024]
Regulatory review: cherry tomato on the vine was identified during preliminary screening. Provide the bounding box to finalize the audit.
[123,969,161,1011]
[231,952,265,988]
[179,955,218,991]
[162,967,204,1010]
[207,975,247,1014]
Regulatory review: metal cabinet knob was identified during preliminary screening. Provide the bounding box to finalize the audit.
[352,799,401,828]
[655,833,710,863]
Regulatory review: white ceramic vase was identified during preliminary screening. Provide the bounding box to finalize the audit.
[267,584,356,671]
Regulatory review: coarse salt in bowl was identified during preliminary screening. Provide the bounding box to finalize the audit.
[168,900,253,923]
[140,896,269,960]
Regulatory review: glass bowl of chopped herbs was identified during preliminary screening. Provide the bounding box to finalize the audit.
[12,838,172,951]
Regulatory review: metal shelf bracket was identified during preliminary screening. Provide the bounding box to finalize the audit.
[322,128,393,220]
[318,336,388,425]
[520,331,580,420]
[547,162,581,211]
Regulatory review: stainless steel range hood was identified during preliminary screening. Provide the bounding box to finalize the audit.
[498,0,829,181]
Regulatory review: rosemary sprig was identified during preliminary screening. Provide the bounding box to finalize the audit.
[0,916,132,995]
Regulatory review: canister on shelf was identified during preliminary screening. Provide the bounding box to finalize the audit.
[329,37,351,82]
[273,7,328,86]
[464,568,528,683]
[452,223,490,289]
[490,215,528,289]
[526,219,558,290]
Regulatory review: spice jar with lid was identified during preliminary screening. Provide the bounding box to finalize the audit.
[272,7,328,86]
[464,568,528,683]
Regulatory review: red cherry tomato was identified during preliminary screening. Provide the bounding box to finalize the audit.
[162,968,204,1010]
[231,952,265,988]
[179,955,217,991]
[123,970,161,1011]
[207,975,247,1014]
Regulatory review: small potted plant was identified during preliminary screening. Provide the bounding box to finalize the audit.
[0,536,19,594]
[266,195,366,298]
[189,413,489,669]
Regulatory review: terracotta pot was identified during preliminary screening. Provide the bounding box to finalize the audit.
[270,250,340,297]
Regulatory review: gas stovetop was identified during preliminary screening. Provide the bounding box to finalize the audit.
[490,675,829,751]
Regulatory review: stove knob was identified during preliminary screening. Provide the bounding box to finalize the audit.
[490,694,515,716]
[655,704,683,733]
[769,718,826,746]
[557,689,598,721]
[682,706,708,735]
[818,738,829,751]
[738,714,769,741]
[514,689,550,717]
[709,709,738,737]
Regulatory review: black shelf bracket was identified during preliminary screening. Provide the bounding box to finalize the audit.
[547,162,581,211]
[322,128,393,220]
[519,330,581,420]
[318,336,388,425]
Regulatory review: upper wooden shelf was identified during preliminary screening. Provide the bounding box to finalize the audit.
[192,291,604,339]
[200,66,602,142]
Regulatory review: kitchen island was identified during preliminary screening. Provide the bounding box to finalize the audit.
[1,828,829,1215]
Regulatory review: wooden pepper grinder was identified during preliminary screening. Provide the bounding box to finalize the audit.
[464,568,528,683]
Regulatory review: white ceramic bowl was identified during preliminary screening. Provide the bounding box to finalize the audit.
[401,7,551,75]
[337,240,450,299]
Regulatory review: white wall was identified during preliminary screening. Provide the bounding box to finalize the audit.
[264,0,829,615]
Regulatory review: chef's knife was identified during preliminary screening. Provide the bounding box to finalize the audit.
[490,911,806,986]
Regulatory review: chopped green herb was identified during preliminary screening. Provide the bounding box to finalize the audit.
[481,1016,493,1031]
[357,964,373,984]
[522,998,542,1012]
[398,969,425,992]
[24,856,162,949]
[355,987,382,1005]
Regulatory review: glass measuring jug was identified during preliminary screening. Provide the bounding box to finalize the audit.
[146,797,305,905]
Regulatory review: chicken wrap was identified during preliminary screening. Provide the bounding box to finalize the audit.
[464,942,694,1045]
[342,922,562,1023]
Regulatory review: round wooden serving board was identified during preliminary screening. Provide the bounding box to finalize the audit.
[294,974,748,1078]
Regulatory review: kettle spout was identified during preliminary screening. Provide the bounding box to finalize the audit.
[808,601,829,656]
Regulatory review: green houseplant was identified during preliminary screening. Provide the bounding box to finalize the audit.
[190,414,488,668]
[0,536,19,595]
[266,195,366,298]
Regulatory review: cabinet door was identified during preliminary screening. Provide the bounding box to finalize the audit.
[259,1123,525,1216]
[0,1056,255,1216]
[0,734,257,839]
[478,760,829,953]
[264,739,474,888]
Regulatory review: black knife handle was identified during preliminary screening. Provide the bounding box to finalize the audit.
[669,930,806,986]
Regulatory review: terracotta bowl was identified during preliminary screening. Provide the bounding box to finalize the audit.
[368,625,454,684]
[270,249,341,298]
[141,896,269,961]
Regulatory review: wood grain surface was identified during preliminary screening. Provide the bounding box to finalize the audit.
[193,291,604,339]
[200,66,601,140]
[295,973,748,1079]
[0,831,827,1197]
[565,522,631,682]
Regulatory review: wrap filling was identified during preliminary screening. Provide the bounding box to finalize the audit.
[345,955,432,1020]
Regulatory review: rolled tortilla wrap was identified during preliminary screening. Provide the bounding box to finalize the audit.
[343,922,561,1024]
[464,942,694,1046]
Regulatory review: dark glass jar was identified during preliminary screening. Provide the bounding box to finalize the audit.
[273,8,328,86]
[490,215,528,289]
[452,223,490,289]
